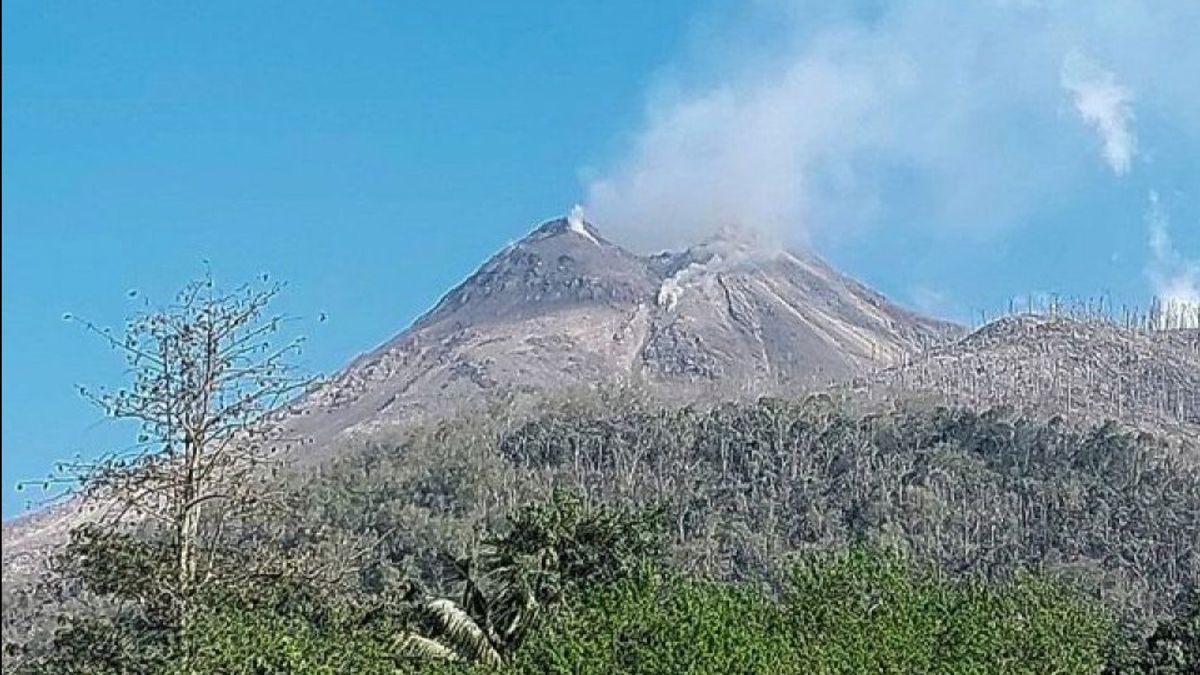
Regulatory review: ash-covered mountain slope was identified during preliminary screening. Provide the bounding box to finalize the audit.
[871,314,1200,439]
[287,213,960,447]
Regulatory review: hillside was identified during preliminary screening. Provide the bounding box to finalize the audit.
[869,315,1200,442]
[284,212,959,451]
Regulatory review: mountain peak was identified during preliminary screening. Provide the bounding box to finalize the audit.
[526,206,605,247]
[409,210,655,333]
[308,214,964,444]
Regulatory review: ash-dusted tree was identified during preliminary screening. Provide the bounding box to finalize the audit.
[54,273,318,611]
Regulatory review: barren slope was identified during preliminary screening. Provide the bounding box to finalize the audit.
[871,315,1200,441]
[284,215,960,449]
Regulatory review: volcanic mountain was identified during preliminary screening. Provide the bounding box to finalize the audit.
[2,211,959,575]
[1,212,957,562]
[283,210,961,449]
[6,210,1199,610]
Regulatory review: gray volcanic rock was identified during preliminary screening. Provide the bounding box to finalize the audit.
[284,213,961,450]
[642,239,957,386]
[412,217,658,331]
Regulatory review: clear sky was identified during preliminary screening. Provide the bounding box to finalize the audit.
[3,1,1198,517]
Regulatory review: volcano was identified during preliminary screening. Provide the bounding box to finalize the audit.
[283,211,961,449]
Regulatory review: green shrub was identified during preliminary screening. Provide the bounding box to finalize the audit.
[511,547,1113,675]
[510,571,793,675]
[785,547,1112,674]
[168,607,399,675]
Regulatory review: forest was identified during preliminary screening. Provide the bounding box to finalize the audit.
[3,279,1197,674]
[5,397,1199,673]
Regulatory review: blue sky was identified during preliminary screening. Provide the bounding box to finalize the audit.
[3,1,1197,517]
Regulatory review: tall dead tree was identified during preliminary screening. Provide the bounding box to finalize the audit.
[54,273,317,603]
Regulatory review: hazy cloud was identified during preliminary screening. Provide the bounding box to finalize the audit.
[908,284,961,322]
[1061,53,1137,175]
[583,1,1200,254]
[585,47,886,252]
[1145,191,1200,323]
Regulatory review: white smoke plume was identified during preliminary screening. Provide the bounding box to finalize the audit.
[1061,53,1137,175]
[656,228,774,311]
[1145,191,1200,327]
[566,204,600,246]
[583,1,1200,254]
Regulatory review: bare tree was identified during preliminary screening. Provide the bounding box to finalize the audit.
[49,272,318,606]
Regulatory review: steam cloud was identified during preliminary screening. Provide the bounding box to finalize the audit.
[1061,54,1137,176]
[1145,191,1200,325]
[583,1,1200,254]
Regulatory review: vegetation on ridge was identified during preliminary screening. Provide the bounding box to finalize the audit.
[3,273,1198,673]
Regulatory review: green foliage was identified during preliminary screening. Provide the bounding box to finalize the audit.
[28,615,176,675]
[10,499,1157,675]
[11,396,1199,673]
[30,602,450,675]
[492,399,1199,622]
[784,547,1112,674]
[512,546,1112,675]
[456,490,664,653]
[482,490,664,595]
[56,524,178,620]
[22,564,432,675]
[296,397,1197,627]
[167,606,400,675]
[510,571,793,674]
[16,491,663,673]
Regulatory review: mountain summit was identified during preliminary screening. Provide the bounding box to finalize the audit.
[289,213,961,446]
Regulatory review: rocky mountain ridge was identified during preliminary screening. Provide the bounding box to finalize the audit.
[284,211,960,449]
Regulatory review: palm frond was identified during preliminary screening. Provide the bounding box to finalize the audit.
[394,632,459,662]
[424,598,503,667]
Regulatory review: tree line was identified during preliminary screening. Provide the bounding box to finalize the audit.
[3,274,1197,673]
